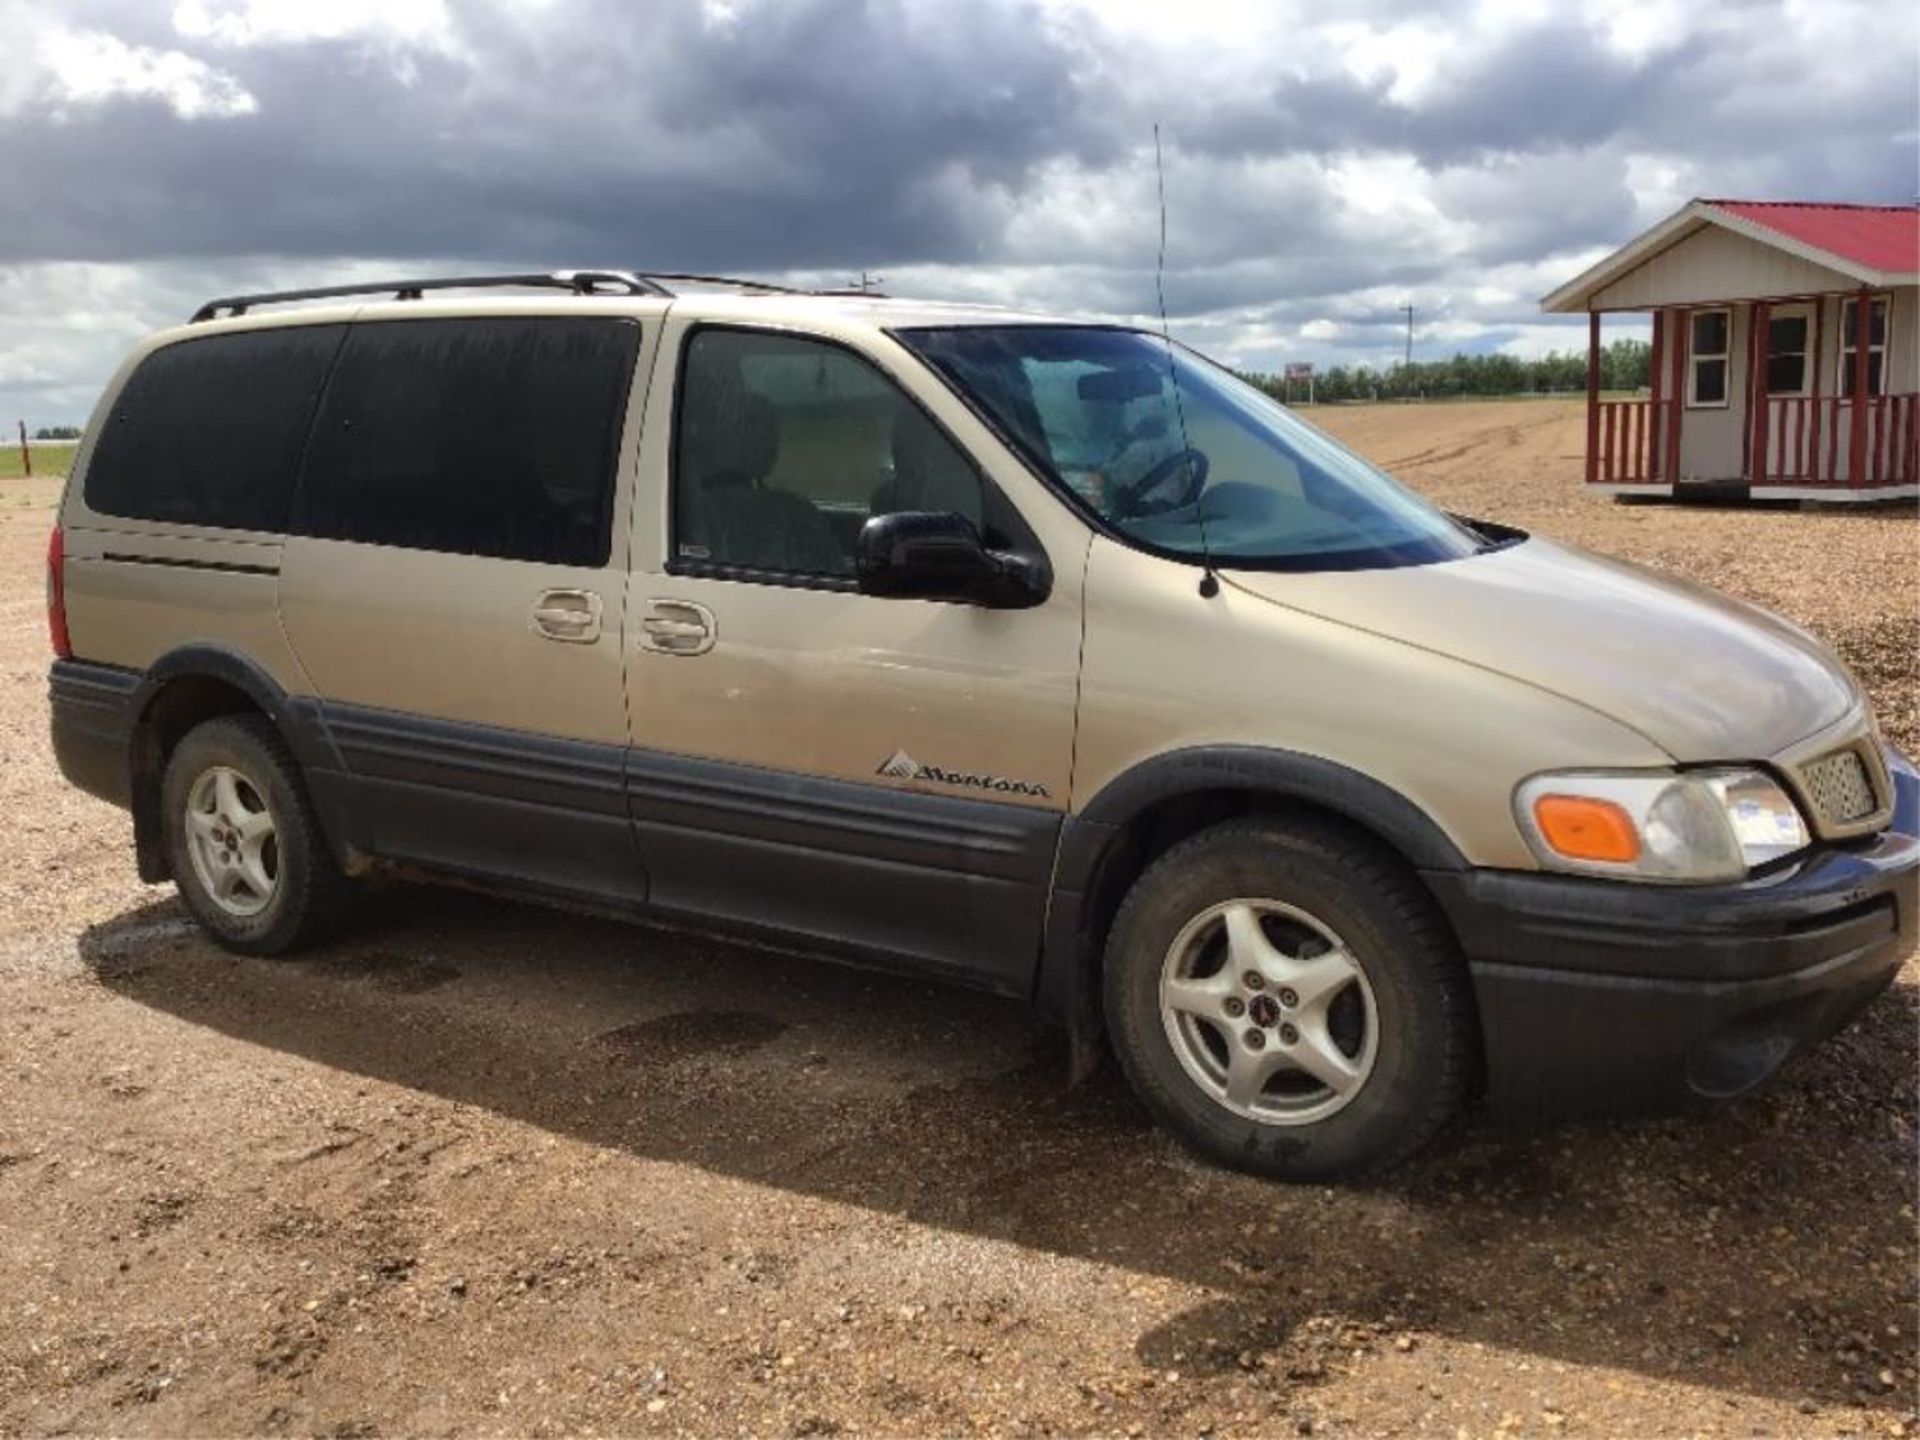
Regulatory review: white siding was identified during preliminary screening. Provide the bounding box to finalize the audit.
[1593,224,1859,311]
[1666,286,1916,484]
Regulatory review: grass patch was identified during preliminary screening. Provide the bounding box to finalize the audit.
[0,444,74,481]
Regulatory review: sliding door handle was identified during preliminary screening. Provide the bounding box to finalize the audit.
[639,598,716,655]
[532,588,603,643]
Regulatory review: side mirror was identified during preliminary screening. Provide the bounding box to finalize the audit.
[855,511,1050,609]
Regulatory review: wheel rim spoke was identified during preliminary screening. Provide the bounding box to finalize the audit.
[1223,1041,1282,1108]
[238,839,275,899]
[213,862,244,901]
[1273,944,1362,1012]
[213,769,246,829]
[1221,903,1280,971]
[1283,1015,1363,1095]
[1161,970,1234,1021]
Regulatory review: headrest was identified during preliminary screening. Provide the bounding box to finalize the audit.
[688,373,779,485]
[890,406,943,492]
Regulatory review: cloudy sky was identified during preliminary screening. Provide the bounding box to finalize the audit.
[2,0,1914,425]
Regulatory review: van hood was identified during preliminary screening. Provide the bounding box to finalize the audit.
[1222,536,1857,762]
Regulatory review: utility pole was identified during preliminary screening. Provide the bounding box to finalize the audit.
[1400,303,1414,369]
[851,271,883,295]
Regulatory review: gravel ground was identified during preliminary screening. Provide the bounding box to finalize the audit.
[1,399,1915,1438]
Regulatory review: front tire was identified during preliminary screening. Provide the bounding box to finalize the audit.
[161,714,348,955]
[1103,818,1475,1180]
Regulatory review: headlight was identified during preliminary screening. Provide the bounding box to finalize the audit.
[1515,768,1810,883]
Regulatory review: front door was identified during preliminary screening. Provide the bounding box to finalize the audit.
[623,320,1087,993]
[279,311,656,903]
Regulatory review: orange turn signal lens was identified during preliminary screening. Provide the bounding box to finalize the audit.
[1532,794,1641,863]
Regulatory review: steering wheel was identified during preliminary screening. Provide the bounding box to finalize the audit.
[1113,447,1209,518]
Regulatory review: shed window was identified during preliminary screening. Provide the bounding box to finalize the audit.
[1764,305,1811,397]
[1838,297,1889,398]
[1687,309,1729,408]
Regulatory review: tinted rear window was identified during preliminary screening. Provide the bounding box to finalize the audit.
[84,326,345,532]
[298,318,640,566]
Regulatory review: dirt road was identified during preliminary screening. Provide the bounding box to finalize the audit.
[3,401,1915,1437]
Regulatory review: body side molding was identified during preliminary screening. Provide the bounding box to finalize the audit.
[627,746,1061,994]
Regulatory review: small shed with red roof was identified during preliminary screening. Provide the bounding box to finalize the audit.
[1542,199,1917,501]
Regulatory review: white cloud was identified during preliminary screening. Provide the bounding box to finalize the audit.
[0,2,256,121]
[171,0,456,48]
[40,27,257,119]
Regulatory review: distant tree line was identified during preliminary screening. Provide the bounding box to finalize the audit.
[1242,338,1651,404]
[32,425,83,440]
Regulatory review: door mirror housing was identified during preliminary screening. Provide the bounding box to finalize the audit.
[855,511,1050,609]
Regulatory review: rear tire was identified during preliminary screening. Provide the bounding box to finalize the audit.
[1103,817,1475,1180]
[161,714,349,956]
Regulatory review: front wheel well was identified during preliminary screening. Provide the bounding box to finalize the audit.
[1060,786,1473,1074]
[1082,789,1402,969]
[130,675,268,882]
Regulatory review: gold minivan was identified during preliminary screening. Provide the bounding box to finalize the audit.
[48,271,1918,1178]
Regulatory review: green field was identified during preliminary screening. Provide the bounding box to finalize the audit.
[0,444,74,481]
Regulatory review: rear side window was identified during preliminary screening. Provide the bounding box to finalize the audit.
[85,325,344,532]
[299,318,640,566]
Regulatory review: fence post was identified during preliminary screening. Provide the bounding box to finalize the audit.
[16,421,29,478]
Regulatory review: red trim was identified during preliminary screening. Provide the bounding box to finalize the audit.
[1808,298,1826,482]
[1584,312,1600,486]
[1646,309,1665,480]
[1666,307,1686,481]
[1851,287,1872,487]
[1749,300,1771,485]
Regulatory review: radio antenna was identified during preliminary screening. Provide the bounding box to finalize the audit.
[1152,124,1217,598]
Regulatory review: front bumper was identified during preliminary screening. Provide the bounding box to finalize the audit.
[1424,749,1918,1116]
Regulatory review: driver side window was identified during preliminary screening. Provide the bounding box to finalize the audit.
[673,328,985,582]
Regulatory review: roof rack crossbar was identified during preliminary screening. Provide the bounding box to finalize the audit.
[188,270,671,323]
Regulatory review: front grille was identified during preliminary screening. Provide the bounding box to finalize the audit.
[1801,748,1877,826]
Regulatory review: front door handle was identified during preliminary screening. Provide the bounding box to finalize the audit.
[639,598,716,656]
[532,588,603,643]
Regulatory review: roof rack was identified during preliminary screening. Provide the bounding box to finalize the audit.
[188,268,805,322]
[639,271,802,294]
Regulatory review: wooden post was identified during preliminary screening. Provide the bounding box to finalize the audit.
[1666,307,1687,484]
[1646,309,1665,481]
[1748,300,1771,486]
[1808,297,1826,484]
[1850,289,1872,488]
[15,421,29,479]
[1585,311,1601,485]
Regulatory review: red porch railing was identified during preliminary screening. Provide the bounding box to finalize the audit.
[1591,398,1675,484]
[1758,393,1918,488]
[1591,393,1918,489]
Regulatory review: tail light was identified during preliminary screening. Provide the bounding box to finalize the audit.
[47,524,71,659]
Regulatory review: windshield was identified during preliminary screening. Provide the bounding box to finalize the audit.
[899,326,1485,571]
